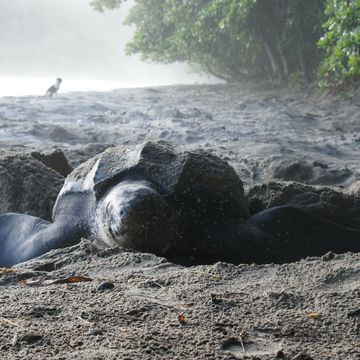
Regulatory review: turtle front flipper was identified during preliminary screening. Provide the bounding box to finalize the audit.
[0,213,84,267]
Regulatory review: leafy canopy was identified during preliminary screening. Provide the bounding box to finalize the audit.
[91,0,360,87]
[318,0,360,86]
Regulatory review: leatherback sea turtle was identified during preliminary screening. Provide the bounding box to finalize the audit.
[0,141,359,266]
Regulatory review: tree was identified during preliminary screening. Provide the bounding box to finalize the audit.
[90,0,326,82]
[124,0,266,81]
[318,0,360,87]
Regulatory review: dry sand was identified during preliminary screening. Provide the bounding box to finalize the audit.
[0,83,359,359]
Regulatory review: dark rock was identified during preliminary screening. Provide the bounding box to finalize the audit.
[89,329,103,336]
[97,281,115,291]
[246,181,360,230]
[18,333,43,344]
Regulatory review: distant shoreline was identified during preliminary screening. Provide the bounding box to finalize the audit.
[0,76,221,97]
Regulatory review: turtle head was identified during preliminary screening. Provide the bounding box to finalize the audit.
[95,181,178,255]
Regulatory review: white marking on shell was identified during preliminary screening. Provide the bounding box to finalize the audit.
[60,158,100,196]
[124,145,141,166]
[52,158,101,220]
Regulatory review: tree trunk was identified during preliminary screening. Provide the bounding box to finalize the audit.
[297,4,311,81]
[272,30,289,78]
[262,41,280,75]
[255,24,283,80]
[263,1,289,79]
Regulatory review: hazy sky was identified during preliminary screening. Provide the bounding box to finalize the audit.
[0,0,214,85]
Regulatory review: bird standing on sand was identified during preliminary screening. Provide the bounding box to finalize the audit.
[45,78,62,97]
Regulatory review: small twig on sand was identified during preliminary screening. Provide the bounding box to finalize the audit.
[0,316,26,330]
[154,288,168,299]
[127,293,182,309]
[239,330,246,352]
[151,281,165,288]
[77,316,94,326]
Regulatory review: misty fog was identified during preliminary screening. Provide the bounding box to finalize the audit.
[0,0,216,96]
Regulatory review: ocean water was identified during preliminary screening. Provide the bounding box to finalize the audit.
[0,77,150,97]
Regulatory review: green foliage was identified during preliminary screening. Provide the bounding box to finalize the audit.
[123,0,261,81]
[122,0,326,82]
[91,0,325,82]
[318,0,360,87]
[288,71,307,87]
[89,0,124,12]
[91,0,360,87]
